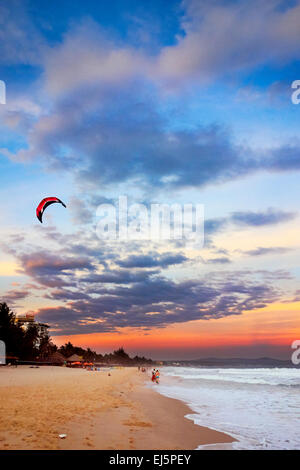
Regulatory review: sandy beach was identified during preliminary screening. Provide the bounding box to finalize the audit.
[0,366,235,450]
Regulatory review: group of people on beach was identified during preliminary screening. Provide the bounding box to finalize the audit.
[151,368,160,384]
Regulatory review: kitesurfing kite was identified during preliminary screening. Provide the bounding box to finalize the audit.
[36,197,66,223]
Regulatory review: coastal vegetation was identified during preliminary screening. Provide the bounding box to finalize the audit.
[0,302,152,365]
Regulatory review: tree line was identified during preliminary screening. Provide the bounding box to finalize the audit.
[0,302,153,364]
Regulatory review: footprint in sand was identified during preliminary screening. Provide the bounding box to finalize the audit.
[123,420,152,428]
[84,438,95,448]
[129,439,135,449]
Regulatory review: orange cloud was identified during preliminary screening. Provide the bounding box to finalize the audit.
[53,301,300,359]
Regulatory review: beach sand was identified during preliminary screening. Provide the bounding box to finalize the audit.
[0,366,235,450]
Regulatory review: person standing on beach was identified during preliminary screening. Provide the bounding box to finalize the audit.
[155,369,160,384]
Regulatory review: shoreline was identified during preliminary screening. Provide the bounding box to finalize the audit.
[0,366,236,450]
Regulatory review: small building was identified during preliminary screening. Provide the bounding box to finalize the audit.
[15,313,49,334]
[66,354,83,363]
[43,352,66,366]
[15,313,35,327]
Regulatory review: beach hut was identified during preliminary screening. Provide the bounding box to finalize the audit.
[66,354,84,367]
[67,354,83,362]
[45,352,66,366]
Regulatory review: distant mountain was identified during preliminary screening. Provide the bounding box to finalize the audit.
[164,357,299,368]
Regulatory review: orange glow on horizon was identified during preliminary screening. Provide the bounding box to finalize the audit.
[52,301,300,358]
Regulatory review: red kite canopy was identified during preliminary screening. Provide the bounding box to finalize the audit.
[36,197,66,223]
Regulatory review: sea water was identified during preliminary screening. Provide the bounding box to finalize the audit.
[154,367,300,450]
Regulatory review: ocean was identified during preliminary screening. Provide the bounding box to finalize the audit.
[154,366,300,450]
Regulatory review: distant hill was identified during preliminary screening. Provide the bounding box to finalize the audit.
[164,357,299,368]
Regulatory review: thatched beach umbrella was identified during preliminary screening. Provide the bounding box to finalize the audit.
[44,352,66,365]
[67,354,83,362]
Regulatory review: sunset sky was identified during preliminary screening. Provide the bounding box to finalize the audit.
[0,0,300,359]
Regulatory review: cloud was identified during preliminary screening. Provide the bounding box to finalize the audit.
[81,269,159,285]
[284,288,300,303]
[2,6,300,192]
[3,0,300,88]
[204,217,228,235]
[2,227,285,335]
[69,197,93,225]
[0,0,46,66]
[3,288,30,304]
[204,209,296,243]
[43,19,149,96]
[13,250,94,288]
[242,246,292,257]
[0,2,298,344]
[19,252,93,277]
[230,208,297,227]
[206,256,231,264]
[2,3,300,192]
[33,272,280,335]
[117,252,187,268]
[265,144,300,172]
[4,73,300,192]
[7,80,254,189]
[41,2,300,93]
[156,0,300,85]
[256,269,293,281]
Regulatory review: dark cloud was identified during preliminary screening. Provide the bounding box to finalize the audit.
[3,288,30,304]
[13,83,254,189]
[230,209,296,227]
[33,272,280,335]
[117,252,187,268]
[12,250,95,288]
[19,252,93,277]
[4,82,300,192]
[2,2,300,195]
[266,144,300,172]
[81,269,159,284]
[204,218,228,235]
[22,263,282,336]
[1,219,289,337]
[45,289,91,302]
